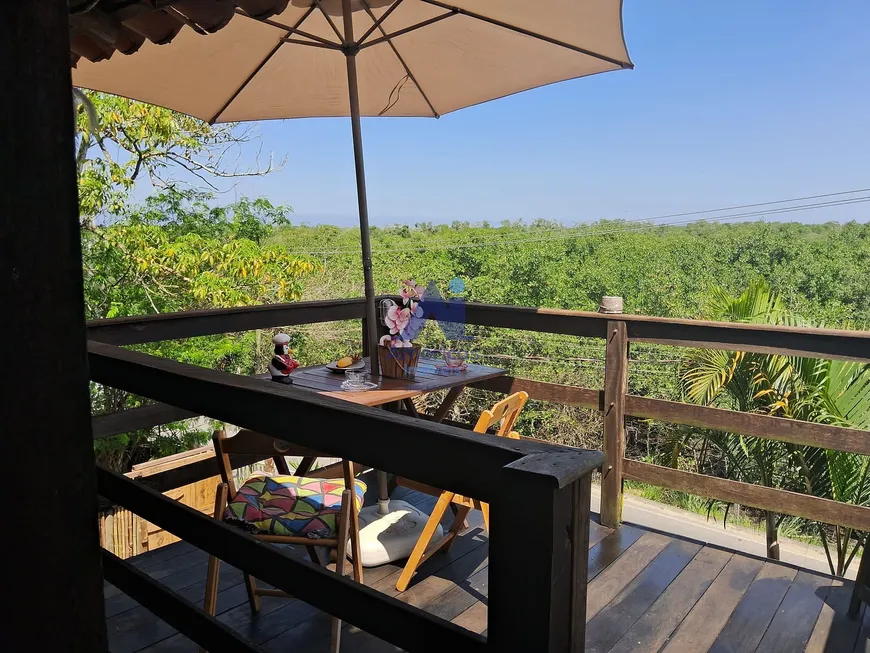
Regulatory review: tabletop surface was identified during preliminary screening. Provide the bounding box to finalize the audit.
[265,356,506,407]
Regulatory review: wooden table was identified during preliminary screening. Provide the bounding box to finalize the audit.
[264,356,506,537]
[281,356,506,422]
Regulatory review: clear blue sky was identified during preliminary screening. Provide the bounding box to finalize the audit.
[219,0,869,227]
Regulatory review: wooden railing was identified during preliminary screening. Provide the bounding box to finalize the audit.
[88,297,870,531]
[447,300,870,531]
[87,296,870,650]
[87,335,600,652]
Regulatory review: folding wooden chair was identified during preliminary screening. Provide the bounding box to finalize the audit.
[202,429,364,653]
[394,391,529,592]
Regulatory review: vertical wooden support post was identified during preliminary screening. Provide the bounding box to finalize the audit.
[489,451,600,652]
[601,316,628,528]
[569,475,592,648]
[1,2,108,650]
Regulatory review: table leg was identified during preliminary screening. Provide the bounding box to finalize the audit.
[402,397,419,417]
[432,386,464,423]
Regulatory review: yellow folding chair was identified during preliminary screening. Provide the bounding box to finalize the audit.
[394,391,529,592]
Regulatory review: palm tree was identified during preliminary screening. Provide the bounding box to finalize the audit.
[681,281,870,573]
[788,358,870,575]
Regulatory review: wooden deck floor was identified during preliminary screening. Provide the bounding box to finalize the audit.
[106,488,870,653]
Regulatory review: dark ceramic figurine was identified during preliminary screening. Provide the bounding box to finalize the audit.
[268,333,299,384]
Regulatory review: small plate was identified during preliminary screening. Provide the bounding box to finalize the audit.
[341,380,378,392]
[326,359,365,372]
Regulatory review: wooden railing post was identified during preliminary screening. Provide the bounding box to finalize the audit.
[488,451,601,652]
[601,297,628,528]
[2,2,108,649]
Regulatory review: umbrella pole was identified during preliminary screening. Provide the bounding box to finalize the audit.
[342,0,380,380]
[342,0,389,513]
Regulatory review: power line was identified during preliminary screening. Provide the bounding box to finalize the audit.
[282,192,870,256]
[570,187,870,225]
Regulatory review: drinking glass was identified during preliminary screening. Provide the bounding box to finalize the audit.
[345,371,368,387]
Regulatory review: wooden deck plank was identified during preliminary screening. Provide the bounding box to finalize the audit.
[115,508,853,653]
[104,546,206,602]
[427,566,489,623]
[585,538,702,653]
[293,533,491,651]
[395,542,489,606]
[806,580,863,653]
[129,547,361,651]
[108,544,308,646]
[142,520,487,653]
[248,525,490,649]
[258,532,491,653]
[708,562,798,653]
[138,504,481,650]
[143,552,407,651]
[130,541,198,569]
[608,546,733,653]
[757,570,832,652]
[451,601,488,635]
[424,520,610,629]
[107,564,244,639]
[587,524,647,582]
[586,531,672,620]
[105,556,210,618]
[588,520,613,549]
[660,554,764,653]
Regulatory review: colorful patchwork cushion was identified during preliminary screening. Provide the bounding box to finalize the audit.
[224,473,366,539]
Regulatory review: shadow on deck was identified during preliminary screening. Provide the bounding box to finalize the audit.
[105,488,869,653]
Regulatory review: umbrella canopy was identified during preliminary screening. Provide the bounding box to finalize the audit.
[71,0,632,374]
[72,0,632,122]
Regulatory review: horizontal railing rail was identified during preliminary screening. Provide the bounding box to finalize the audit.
[86,297,366,345]
[623,394,870,456]
[89,339,601,652]
[88,341,597,500]
[87,296,870,362]
[92,403,198,439]
[622,458,870,533]
[431,299,870,362]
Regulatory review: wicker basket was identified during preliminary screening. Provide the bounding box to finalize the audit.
[378,343,422,380]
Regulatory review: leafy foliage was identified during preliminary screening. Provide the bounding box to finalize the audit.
[84,190,315,319]
[77,94,311,471]
[679,281,870,573]
[76,92,280,222]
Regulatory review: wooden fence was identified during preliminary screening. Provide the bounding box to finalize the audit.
[98,447,221,558]
[448,300,870,531]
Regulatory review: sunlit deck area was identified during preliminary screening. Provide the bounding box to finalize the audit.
[105,486,866,653]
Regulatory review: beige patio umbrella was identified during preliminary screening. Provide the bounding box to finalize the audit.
[72,0,633,375]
